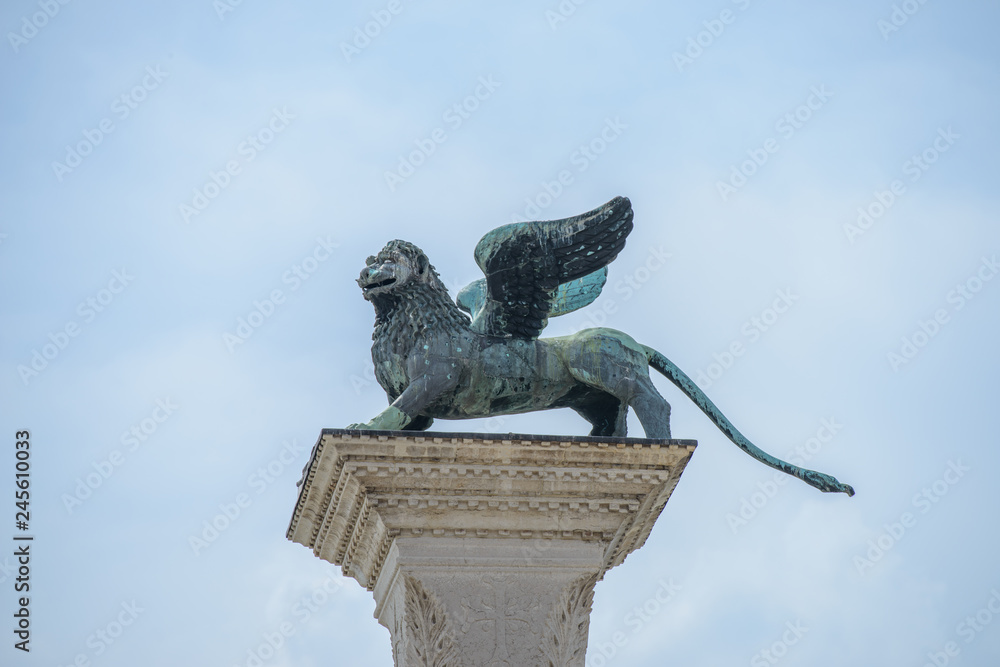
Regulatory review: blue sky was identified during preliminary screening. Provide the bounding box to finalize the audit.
[2,0,999,665]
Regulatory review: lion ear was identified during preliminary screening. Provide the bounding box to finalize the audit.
[366,255,377,266]
[416,253,430,276]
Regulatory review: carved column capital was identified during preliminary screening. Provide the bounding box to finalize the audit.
[287,429,695,665]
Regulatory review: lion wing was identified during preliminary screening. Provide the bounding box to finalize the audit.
[456,268,608,325]
[459,196,633,339]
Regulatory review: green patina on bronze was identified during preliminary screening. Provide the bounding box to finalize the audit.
[351,196,854,496]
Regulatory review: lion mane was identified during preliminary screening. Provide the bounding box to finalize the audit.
[367,241,471,394]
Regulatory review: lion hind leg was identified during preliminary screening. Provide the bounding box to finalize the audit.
[561,336,666,438]
[624,377,672,439]
[572,398,627,437]
[565,371,671,439]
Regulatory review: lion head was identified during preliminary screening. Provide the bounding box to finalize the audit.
[358,240,470,345]
[358,239,440,301]
[356,240,442,301]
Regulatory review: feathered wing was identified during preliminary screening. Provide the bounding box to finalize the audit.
[459,196,633,339]
[456,268,608,324]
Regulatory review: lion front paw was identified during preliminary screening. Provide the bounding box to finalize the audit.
[344,406,409,432]
[346,422,372,430]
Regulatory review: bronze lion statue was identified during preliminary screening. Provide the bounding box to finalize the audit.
[349,197,854,496]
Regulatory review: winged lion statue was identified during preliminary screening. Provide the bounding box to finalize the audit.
[349,196,854,496]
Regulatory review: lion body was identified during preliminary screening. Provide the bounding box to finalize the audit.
[352,238,854,495]
[361,244,667,437]
[379,326,659,435]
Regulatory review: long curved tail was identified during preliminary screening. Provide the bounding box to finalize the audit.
[643,345,855,497]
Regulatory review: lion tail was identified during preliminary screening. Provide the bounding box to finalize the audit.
[642,345,855,497]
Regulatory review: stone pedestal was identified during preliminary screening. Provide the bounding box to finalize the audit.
[287,429,695,666]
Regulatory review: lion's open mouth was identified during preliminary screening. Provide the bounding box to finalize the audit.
[363,277,396,290]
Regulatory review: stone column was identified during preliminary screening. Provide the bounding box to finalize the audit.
[287,429,695,666]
